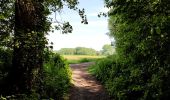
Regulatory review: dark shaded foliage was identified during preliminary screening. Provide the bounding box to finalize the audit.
[0,48,12,91]
[0,50,71,99]
[0,0,86,98]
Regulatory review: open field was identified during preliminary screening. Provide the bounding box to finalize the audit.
[62,55,105,64]
[63,55,105,60]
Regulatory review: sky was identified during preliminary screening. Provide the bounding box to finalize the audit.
[47,0,111,51]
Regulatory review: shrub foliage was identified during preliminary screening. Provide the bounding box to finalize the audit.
[0,50,71,99]
[42,52,71,99]
[90,0,170,99]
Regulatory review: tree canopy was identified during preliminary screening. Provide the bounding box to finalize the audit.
[0,0,88,96]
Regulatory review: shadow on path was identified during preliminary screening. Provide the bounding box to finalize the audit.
[69,62,112,100]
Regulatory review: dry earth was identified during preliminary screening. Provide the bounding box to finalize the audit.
[69,62,112,100]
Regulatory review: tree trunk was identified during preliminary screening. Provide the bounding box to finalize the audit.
[9,0,45,94]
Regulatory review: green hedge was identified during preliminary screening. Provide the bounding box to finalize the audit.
[89,53,170,99]
[41,53,72,99]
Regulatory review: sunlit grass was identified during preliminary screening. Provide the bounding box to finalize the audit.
[63,55,105,60]
[62,55,105,64]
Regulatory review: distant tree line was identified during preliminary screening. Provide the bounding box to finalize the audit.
[57,45,115,56]
[101,44,115,56]
[57,47,97,55]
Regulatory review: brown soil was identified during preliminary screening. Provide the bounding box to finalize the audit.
[69,62,112,100]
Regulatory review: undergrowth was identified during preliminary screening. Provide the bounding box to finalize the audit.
[41,53,72,99]
[89,54,170,99]
[0,49,72,100]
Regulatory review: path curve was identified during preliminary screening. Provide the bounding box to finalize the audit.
[69,62,112,100]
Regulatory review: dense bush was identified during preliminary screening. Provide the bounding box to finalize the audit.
[41,52,72,99]
[0,50,71,99]
[90,0,170,99]
[0,48,12,89]
[90,53,170,99]
[90,55,144,99]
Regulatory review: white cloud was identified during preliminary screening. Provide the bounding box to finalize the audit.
[87,7,109,17]
[47,33,111,51]
[87,20,108,27]
[99,7,109,13]
[88,13,98,17]
[70,20,108,28]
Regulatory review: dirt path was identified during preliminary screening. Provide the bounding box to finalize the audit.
[69,62,112,100]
